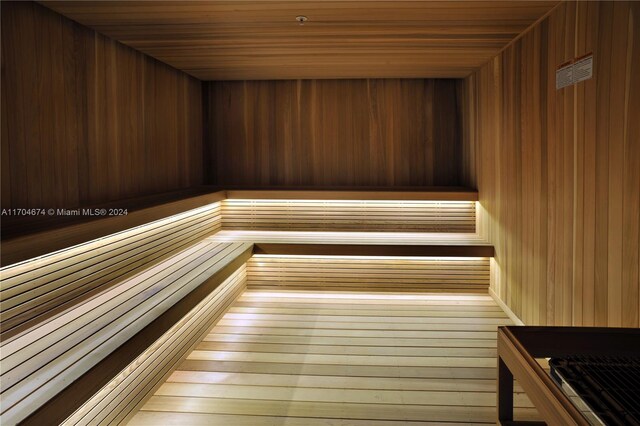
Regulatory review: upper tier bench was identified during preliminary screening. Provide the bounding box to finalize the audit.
[222,188,478,233]
[218,188,491,257]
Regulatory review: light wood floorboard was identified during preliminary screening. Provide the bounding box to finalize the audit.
[129,290,537,425]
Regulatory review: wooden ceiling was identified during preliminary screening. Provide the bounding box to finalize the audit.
[41,1,559,81]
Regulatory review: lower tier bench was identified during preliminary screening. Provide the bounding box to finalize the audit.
[211,230,495,257]
[0,239,251,426]
[212,231,494,293]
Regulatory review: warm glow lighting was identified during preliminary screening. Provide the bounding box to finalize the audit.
[244,291,490,301]
[225,199,471,205]
[252,254,488,261]
[1,202,221,271]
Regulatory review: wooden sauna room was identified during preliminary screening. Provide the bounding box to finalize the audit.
[1,1,639,425]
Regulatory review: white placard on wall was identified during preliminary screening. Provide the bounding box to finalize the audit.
[556,53,593,89]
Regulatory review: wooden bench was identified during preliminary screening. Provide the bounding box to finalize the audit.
[0,239,251,425]
[212,230,494,257]
[222,189,478,233]
[215,191,491,293]
[210,227,494,293]
[0,194,248,424]
[246,255,491,293]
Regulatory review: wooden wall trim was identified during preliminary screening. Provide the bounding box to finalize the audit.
[226,189,478,201]
[491,2,564,64]
[490,287,525,326]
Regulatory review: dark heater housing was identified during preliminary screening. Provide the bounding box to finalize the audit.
[551,356,640,426]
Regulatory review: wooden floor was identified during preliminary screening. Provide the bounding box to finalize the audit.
[128,290,537,425]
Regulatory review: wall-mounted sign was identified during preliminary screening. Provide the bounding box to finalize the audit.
[556,53,593,89]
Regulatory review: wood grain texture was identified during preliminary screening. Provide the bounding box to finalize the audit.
[0,1,203,210]
[206,79,463,187]
[0,201,222,338]
[463,1,640,327]
[247,255,489,292]
[129,290,541,425]
[40,1,558,80]
[222,200,476,233]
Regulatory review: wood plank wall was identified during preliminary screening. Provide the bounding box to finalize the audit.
[463,1,640,327]
[0,1,203,210]
[247,255,490,293]
[222,200,476,233]
[205,79,462,187]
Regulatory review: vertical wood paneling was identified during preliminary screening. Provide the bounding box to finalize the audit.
[623,2,640,328]
[0,1,203,210]
[206,79,462,188]
[464,1,640,327]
